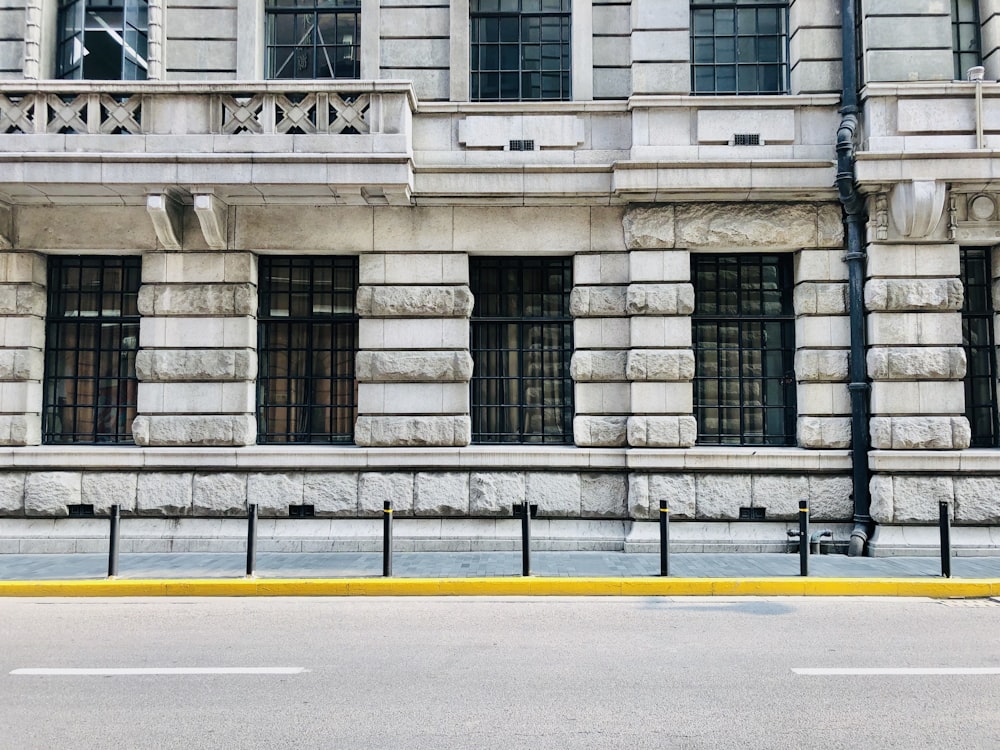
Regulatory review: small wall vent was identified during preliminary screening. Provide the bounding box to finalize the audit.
[289,504,316,518]
[67,504,95,518]
[733,133,761,146]
[509,139,535,151]
[739,507,766,521]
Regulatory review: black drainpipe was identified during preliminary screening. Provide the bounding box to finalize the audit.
[837,0,872,556]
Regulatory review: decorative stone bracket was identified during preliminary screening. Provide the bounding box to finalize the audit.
[0,201,11,249]
[888,180,947,240]
[193,193,228,250]
[146,193,183,250]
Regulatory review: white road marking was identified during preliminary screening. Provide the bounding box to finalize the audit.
[10,667,307,676]
[793,667,1000,676]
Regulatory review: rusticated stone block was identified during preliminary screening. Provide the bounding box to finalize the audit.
[795,349,848,382]
[625,283,694,316]
[869,416,971,450]
[81,473,138,513]
[137,472,193,515]
[355,285,473,318]
[24,472,81,517]
[750,475,809,519]
[623,206,676,249]
[135,349,257,382]
[0,415,41,446]
[817,204,845,247]
[132,415,256,447]
[248,473,304,516]
[0,284,45,316]
[570,351,628,382]
[864,279,963,312]
[355,351,474,383]
[695,474,750,519]
[0,349,43,381]
[573,416,628,447]
[303,473,359,516]
[809,475,854,521]
[869,475,893,524]
[628,473,696,520]
[0,472,25,514]
[794,282,848,315]
[359,472,415,516]
[470,472,524,516]
[627,416,697,447]
[414,472,470,516]
[581,473,627,518]
[676,203,824,249]
[626,350,695,381]
[526,472,581,516]
[866,347,966,380]
[193,473,247,516]
[137,283,256,316]
[355,416,471,447]
[954,477,1000,524]
[569,286,628,317]
[797,416,852,449]
[878,475,955,523]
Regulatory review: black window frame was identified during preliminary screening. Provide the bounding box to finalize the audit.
[56,0,149,81]
[265,0,362,80]
[952,0,982,80]
[960,246,999,447]
[470,256,574,444]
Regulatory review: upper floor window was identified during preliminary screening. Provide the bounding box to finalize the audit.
[691,0,788,95]
[960,247,998,447]
[266,0,361,79]
[56,0,148,80]
[470,0,571,102]
[952,0,982,79]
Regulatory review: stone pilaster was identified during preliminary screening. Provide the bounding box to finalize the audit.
[133,252,258,446]
[866,243,971,450]
[630,0,688,95]
[788,0,841,94]
[0,252,44,445]
[354,253,472,447]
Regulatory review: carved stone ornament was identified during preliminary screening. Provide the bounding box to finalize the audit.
[874,193,888,241]
[889,180,947,239]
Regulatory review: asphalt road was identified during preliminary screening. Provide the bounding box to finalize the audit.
[1,597,999,749]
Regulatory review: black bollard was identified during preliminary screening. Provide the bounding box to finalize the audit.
[659,500,670,576]
[939,501,952,579]
[798,500,809,577]
[521,503,531,577]
[383,500,393,577]
[107,504,120,578]
[246,503,258,578]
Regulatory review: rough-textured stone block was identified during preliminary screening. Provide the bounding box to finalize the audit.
[625,283,694,316]
[526,472,581,517]
[81,473,138,513]
[676,203,821,249]
[623,206,676,249]
[24,472,81,516]
[695,474,750,519]
[891,475,955,523]
[869,475,893,524]
[866,312,962,347]
[866,347,966,380]
[303,473,359,516]
[569,286,628,317]
[626,350,695,381]
[359,472,415,516]
[809,475,854,521]
[355,351,473,383]
[192,473,247,516]
[355,286,473,318]
[797,416,852,449]
[135,349,256,382]
[470,472,524,516]
[795,350,849,382]
[0,349,43,381]
[628,473,696,520]
[0,415,41,446]
[248,473,303,516]
[355,416,471,447]
[132,415,256,447]
[954,477,1000,524]
[573,416,628,447]
[137,473,192,515]
[581,473,627,518]
[414,472,470,516]
[751,475,809,519]
[137,284,256,316]
[865,279,963,312]
[627,416,697,447]
[869,416,971,450]
[794,282,848,315]
[0,472,25,514]
[0,284,45,316]
[570,350,628,382]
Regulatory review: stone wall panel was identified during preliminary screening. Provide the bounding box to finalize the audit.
[866,347,966,380]
[864,279,963,312]
[797,416,852,449]
[81,472,138,513]
[676,203,820,249]
[355,285,473,318]
[0,472,24,515]
[192,473,247,516]
[695,474,751,519]
[359,472,415,516]
[573,416,628,447]
[793,282,848,315]
[24,472,81,516]
[137,283,256,316]
[569,286,628,317]
[414,472,470,516]
[581,473,627,518]
[795,349,849,382]
[248,473,304,516]
[355,416,471,447]
[570,350,628,382]
[132,415,256,447]
[954,477,1000,524]
[0,349,43,381]
[137,472,193,515]
[869,416,971,450]
[303,472,359,516]
[625,284,694,316]
[526,472,582,517]
[470,472,524,516]
[623,206,676,249]
[626,350,696,381]
[751,475,809,519]
[626,416,697,447]
[808,476,854,521]
[356,350,473,383]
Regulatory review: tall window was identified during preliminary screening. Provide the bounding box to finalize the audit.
[691,0,789,94]
[470,257,573,443]
[56,0,148,80]
[692,254,796,445]
[257,257,358,443]
[960,247,998,447]
[266,0,361,79]
[952,0,982,79]
[43,257,140,444]
[470,0,571,102]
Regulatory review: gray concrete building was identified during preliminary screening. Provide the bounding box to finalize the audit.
[0,0,998,557]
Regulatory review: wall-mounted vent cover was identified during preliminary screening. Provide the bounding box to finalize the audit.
[739,507,766,520]
[289,504,316,517]
[733,133,761,146]
[509,139,535,151]
[67,504,95,518]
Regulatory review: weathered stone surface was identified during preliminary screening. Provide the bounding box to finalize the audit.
[137,283,256,316]
[892,475,955,523]
[0,284,45,316]
[0,349,43,381]
[623,206,675,249]
[192,473,247,516]
[137,472,193,515]
[0,472,24,514]
[526,472,581,517]
[355,285,473,318]
[303,473,359,516]
[570,351,628,382]
[869,475,893,524]
[356,351,474,383]
[676,203,819,249]
[794,282,848,315]
[355,416,471,447]
[248,473,303,516]
[581,473,627,517]
[0,415,40,447]
[864,279,963,312]
[797,416,852,449]
[81,473,138,512]
[816,204,845,247]
[569,286,628,317]
[24,472,81,517]
[750,475,809,519]
[470,472,524,516]
[866,347,966,380]
[135,349,256,381]
[809,475,854,521]
[795,350,848,382]
[132,416,257,447]
[626,350,695,381]
[695,474,750,519]
[414,472,470,516]
[627,416,697,447]
[954,477,1000,524]
[869,417,971,450]
[625,283,694,315]
[628,473,696,520]
[359,472,415,516]
[573,416,628,447]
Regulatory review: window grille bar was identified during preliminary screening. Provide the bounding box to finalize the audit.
[265,0,362,80]
[960,247,998,447]
[952,0,982,79]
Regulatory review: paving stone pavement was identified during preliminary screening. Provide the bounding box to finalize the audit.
[1,551,999,581]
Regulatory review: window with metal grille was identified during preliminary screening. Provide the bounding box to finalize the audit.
[952,0,982,79]
[257,257,358,443]
[470,0,572,102]
[691,0,789,95]
[470,257,573,443]
[266,0,361,79]
[56,0,149,80]
[960,247,998,447]
[43,256,140,444]
[692,254,796,445]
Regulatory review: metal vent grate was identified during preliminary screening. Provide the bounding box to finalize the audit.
[733,133,761,146]
[67,504,95,518]
[739,507,766,520]
[288,504,316,517]
[509,139,535,151]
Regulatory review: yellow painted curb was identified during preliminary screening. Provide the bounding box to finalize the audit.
[0,577,998,598]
